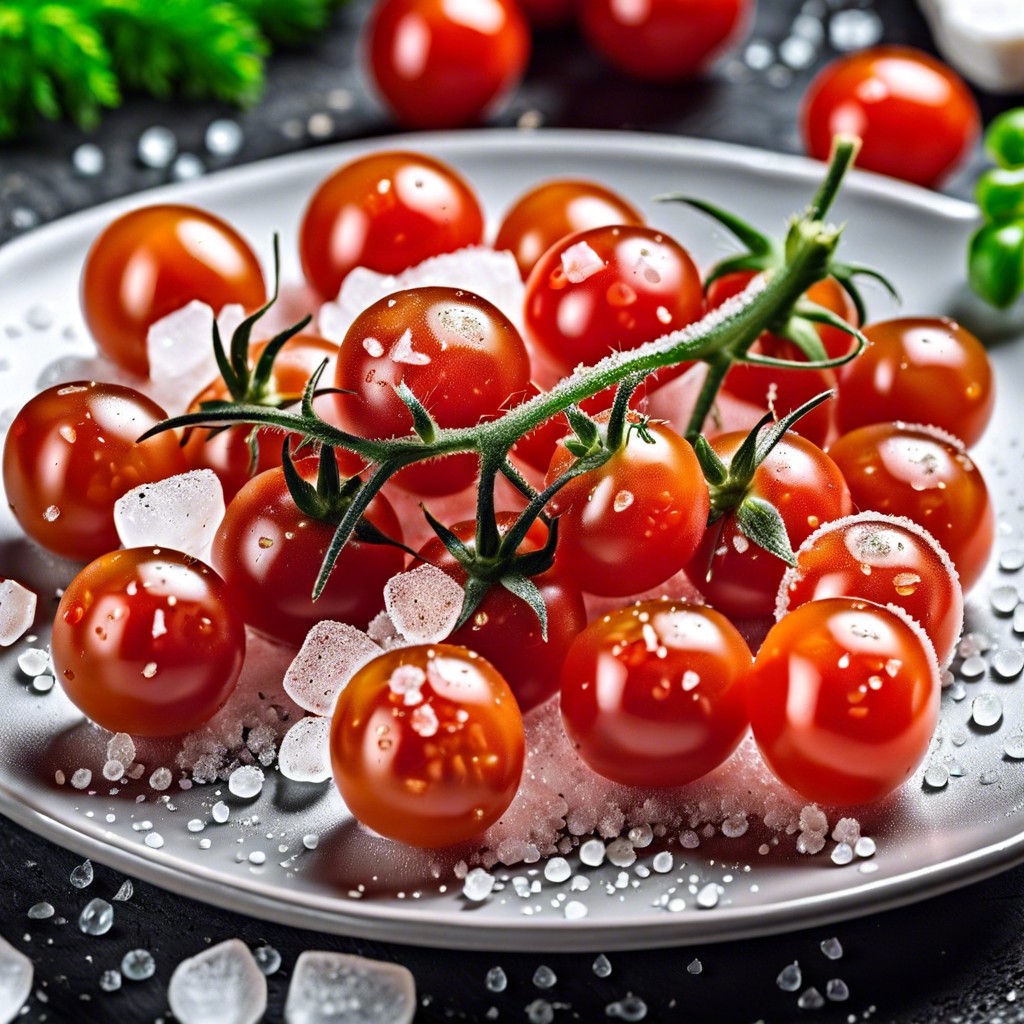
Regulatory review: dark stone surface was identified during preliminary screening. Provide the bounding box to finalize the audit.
[3,1,1024,1021]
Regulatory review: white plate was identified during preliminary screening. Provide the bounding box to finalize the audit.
[1,130,1022,953]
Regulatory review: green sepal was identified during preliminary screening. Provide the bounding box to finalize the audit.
[498,573,548,641]
[564,405,600,452]
[507,517,559,579]
[655,195,777,259]
[395,382,437,443]
[754,390,834,465]
[693,434,728,487]
[831,261,900,326]
[777,314,829,364]
[736,495,796,567]
[452,576,492,633]
[421,504,474,566]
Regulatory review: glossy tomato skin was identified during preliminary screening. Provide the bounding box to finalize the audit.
[51,548,246,737]
[545,413,710,597]
[524,224,704,376]
[778,512,963,667]
[836,318,995,449]
[748,598,940,805]
[827,422,994,593]
[300,152,485,300]
[687,431,853,618]
[579,0,750,81]
[495,180,644,280]
[182,334,360,502]
[80,205,266,377]
[560,601,752,787]
[418,514,587,711]
[212,461,405,647]
[333,286,531,495]
[801,46,980,188]
[2,381,187,562]
[366,0,530,130]
[330,644,525,848]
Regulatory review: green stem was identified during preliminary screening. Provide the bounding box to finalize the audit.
[685,353,732,442]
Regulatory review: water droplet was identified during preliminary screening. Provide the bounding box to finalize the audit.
[798,986,826,1010]
[137,126,178,169]
[171,153,205,182]
[993,650,1024,680]
[593,954,612,978]
[992,586,1020,615]
[253,945,281,976]
[1000,549,1024,572]
[122,948,156,981]
[924,763,950,789]
[72,144,105,177]
[686,958,703,975]
[605,993,647,1020]
[99,969,121,992]
[696,883,720,909]
[820,937,843,960]
[961,655,988,681]
[777,962,802,992]
[544,858,571,883]
[973,693,1003,728]
[28,902,54,920]
[533,965,557,989]
[743,39,775,70]
[70,861,94,889]
[831,842,854,865]
[826,977,850,1001]
[485,966,507,992]
[78,898,113,936]
[204,119,244,158]
[829,8,883,51]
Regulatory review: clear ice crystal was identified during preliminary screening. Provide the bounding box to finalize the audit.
[972,693,1003,728]
[278,717,333,783]
[122,949,156,981]
[78,898,113,936]
[485,966,507,992]
[114,470,225,561]
[797,987,825,1010]
[820,937,843,960]
[168,940,267,1024]
[593,954,612,978]
[0,579,36,647]
[228,765,265,799]
[284,950,416,1024]
[462,868,496,902]
[284,621,382,716]
[0,932,32,1024]
[70,860,94,889]
[826,978,850,1001]
[777,961,802,992]
[384,564,464,644]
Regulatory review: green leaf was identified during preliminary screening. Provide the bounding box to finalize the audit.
[736,496,796,567]
[235,0,334,46]
[498,573,548,641]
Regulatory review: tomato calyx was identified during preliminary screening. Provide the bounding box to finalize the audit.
[694,391,834,568]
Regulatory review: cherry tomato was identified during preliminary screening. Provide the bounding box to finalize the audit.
[545,412,710,597]
[560,600,752,787]
[836,317,995,449]
[182,334,361,502]
[827,422,994,593]
[524,224,704,376]
[80,205,266,377]
[495,180,644,280]
[516,0,576,28]
[300,152,485,300]
[778,512,963,667]
[330,644,525,847]
[687,431,853,618]
[2,381,187,562]
[366,0,530,130]
[579,0,750,81]
[51,548,246,737]
[801,46,980,189]
[333,286,531,495]
[211,460,405,648]
[748,598,940,805]
[418,514,587,711]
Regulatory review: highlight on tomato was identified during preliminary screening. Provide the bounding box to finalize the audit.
[80,204,266,377]
[51,548,246,737]
[560,600,753,788]
[2,381,187,562]
[827,422,994,593]
[330,644,525,848]
[748,597,941,806]
[299,151,485,300]
[777,512,964,668]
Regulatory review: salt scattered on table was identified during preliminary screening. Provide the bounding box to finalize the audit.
[826,977,850,1001]
[253,945,281,976]
[15,647,48,677]
[605,993,648,1020]
[777,961,802,992]
[485,966,507,993]
[78,898,113,936]
[168,939,266,1024]
[278,717,332,783]
[0,932,32,1023]
[122,949,156,981]
[462,868,495,902]
[973,693,1003,728]
[70,860,93,889]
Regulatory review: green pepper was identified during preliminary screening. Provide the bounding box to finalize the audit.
[985,109,1024,169]
[975,167,1024,222]
[968,220,1024,309]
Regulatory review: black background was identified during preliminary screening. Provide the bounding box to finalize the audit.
[3,1,1024,1021]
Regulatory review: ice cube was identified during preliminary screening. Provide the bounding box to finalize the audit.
[114,470,225,560]
[0,579,36,647]
[284,951,416,1024]
[284,621,382,716]
[168,941,266,1024]
[278,717,332,783]
[0,932,32,1024]
[319,247,525,342]
[384,564,464,644]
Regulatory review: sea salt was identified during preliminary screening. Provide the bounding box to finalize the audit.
[168,940,266,1024]
[284,622,381,716]
[384,565,464,645]
[278,717,332,784]
[228,766,264,799]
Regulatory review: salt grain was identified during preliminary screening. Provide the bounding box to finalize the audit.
[463,868,496,902]
[826,978,850,1001]
[485,966,507,992]
[78,898,113,936]
[284,621,381,716]
[112,880,133,902]
[384,564,464,644]
[122,949,156,981]
[972,693,1003,728]
[70,861,93,889]
[228,765,264,799]
[777,962,802,992]
[798,986,826,1010]
[168,939,266,1024]
[593,954,612,978]
[27,903,54,920]
[278,717,332,784]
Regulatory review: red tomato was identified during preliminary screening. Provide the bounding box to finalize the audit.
[366,0,530,130]
[545,412,710,597]
[299,152,485,300]
[516,0,576,28]
[778,512,964,667]
[560,600,752,787]
[827,423,994,593]
[524,224,704,376]
[836,317,995,449]
[801,46,980,189]
[748,598,940,805]
[333,286,531,495]
[579,0,750,81]
[495,180,644,280]
[51,548,246,737]
[418,514,587,711]
[330,644,525,847]
[2,381,187,562]
[80,205,266,377]
[182,334,361,502]
[211,460,405,647]
[687,431,853,618]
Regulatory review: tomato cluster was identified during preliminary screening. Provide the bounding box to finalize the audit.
[1,143,1000,854]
